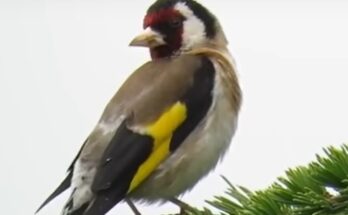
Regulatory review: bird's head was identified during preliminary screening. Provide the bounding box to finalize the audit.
[130,0,227,59]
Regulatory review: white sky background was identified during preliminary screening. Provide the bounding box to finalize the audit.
[1,0,348,214]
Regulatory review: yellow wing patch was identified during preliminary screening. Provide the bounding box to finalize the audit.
[128,102,187,192]
[146,102,187,142]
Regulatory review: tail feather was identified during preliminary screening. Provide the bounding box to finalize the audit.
[36,171,72,213]
[68,204,89,215]
[61,184,94,215]
[62,201,89,215]
[61,183,126,215]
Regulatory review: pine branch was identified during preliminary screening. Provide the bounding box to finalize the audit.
[173,144,348,215]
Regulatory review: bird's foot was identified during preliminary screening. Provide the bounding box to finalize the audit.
[169,197,195,215]
[125,198,142,215]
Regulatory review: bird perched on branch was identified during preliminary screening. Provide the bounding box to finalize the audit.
[36,0,241,214]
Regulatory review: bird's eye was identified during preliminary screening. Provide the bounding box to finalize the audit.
[169,18,182,28]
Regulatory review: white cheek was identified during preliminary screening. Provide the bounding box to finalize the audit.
[175,2,206,49]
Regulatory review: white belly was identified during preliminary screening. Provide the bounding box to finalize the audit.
[130,72,238,203]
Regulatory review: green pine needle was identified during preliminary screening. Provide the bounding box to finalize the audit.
[168,144,348,215]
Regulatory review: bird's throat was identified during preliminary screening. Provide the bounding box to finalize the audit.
[150,45,177,59]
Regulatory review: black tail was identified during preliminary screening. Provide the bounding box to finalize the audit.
[36,171,72,213]
[69,205,89,215]
[63,201,89,215]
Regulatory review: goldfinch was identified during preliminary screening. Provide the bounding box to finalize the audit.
[36,0,241,214]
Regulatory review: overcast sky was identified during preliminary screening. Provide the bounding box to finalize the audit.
[1,0,348,214]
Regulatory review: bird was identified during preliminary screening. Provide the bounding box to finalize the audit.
[36,0,242,214]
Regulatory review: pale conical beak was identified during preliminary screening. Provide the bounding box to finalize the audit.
[129,27,166,48]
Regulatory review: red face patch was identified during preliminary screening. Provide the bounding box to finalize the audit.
[143,8,185,59]
[144,8,181,28]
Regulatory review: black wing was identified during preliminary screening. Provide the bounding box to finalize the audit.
[85,122,153,215]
